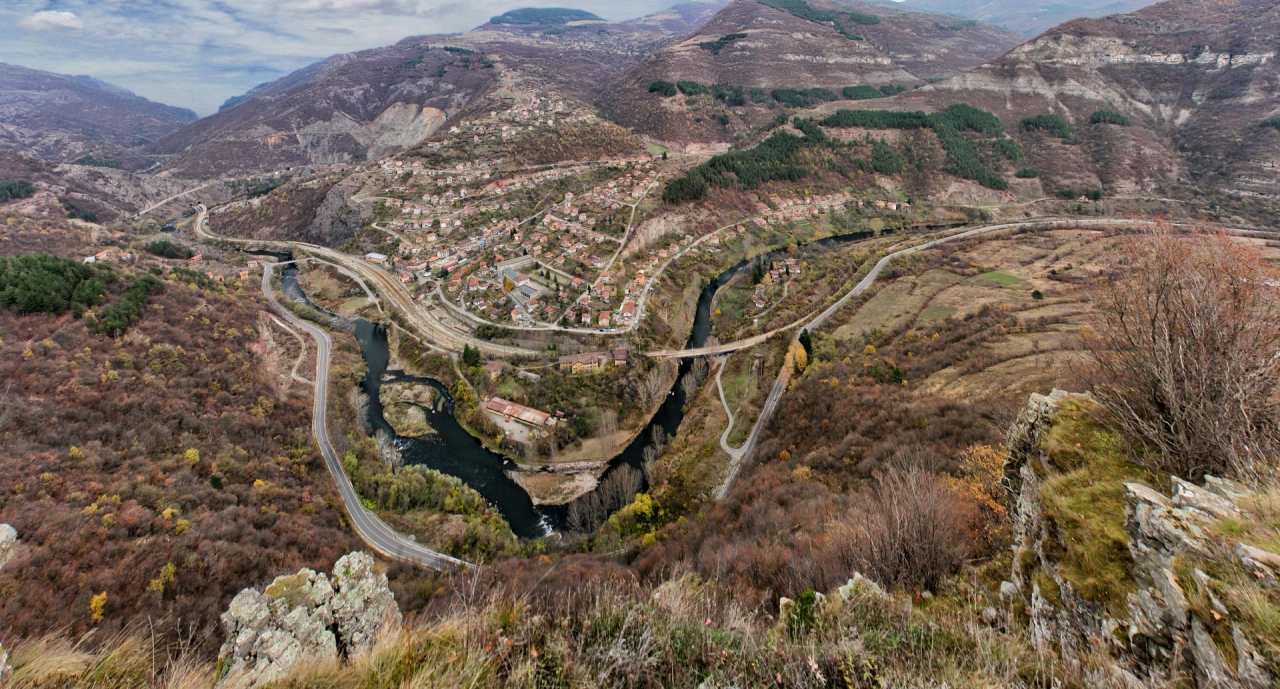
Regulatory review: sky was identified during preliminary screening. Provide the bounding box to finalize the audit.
[1,0,687,116]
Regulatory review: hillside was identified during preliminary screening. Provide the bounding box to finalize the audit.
[150,4,725,178]
[0,63,197,170]
[887,0,1280,217]
[596,0,1022,147]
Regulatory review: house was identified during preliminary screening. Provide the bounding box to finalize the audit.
[516,370,541,383]
[598,312,611,328]
[612,349,628,367]
[484,397,555,427]
[187,254,203,266]
[558,351,608,373]
[620,300,636,322]
[483,361,504,381]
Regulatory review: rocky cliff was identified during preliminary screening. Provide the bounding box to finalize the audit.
[1003,390,1278,687]
[217,551,401,688]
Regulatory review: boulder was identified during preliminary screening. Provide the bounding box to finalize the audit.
[0,523,17,571]
[217,552,401,687]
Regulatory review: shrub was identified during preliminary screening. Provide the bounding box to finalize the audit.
[145,240,192,260]
[842,85,884,101]
[648,80,676,97]
[1057,188,1077,199]
[698,32,747,55]
[1090,109,1130,126]
[879,84,906,97]
[677,80,707,96]
[1022,114,1077,143]
[749,87,769,103]
[90,275,164,336]
[1085,189,1102,201]
[0,180,36,203]
[60,199,97,222]
[992,137,1022,160]
[73,155,120,169]
[1031,290,1043,300]
[1080,223,1280,484]
[1015,167,1040,178]
[1264,116,1280,130]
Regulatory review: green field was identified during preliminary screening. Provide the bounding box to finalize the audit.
[976,270,1022,286]
[918,305,957,321]
[646,142,670,155]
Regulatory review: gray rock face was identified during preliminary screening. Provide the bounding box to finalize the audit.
[0,523,17,571]
[307,175,371,247]
[1003,390,1276,688]
[217,552,402,688]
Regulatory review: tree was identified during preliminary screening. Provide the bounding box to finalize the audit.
[90,591,107,623]
[798,328,812,357]
[462,344,481,367]
[1079,223,1280,484]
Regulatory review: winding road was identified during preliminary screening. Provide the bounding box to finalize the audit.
[712,216,1158,499]
[260,261,468,571]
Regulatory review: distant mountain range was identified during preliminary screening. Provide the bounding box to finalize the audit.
[0,63,197,170]
[872,0,1161,36]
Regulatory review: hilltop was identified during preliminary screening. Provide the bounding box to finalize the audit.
[597,0,1021,148]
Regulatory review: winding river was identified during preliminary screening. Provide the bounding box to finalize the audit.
[274,228,878,538]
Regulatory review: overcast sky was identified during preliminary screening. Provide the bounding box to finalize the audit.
[1,0,686,116]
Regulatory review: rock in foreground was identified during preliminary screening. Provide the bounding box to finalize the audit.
[217,552,401,687]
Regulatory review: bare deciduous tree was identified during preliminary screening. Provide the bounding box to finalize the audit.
[1079,223,1280,484]
[566,466,644,534]
[855,467,975,592]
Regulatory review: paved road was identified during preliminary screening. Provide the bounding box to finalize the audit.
[712,217,1154,499]
[135,182,213,217]
[193,205,539,358]
[261,261,468,571]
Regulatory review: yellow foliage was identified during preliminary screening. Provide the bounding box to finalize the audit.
[779,450,791,461]
[864,345,876,355]
[68,446,85,461]
[174,519,190,535]
[950,444,1011,549]
[102,515,116,528]
[162,508,178,520]
[791,465,812,482]
[22,348,34,361]
[184,448,200,466]
[90,591,107,623]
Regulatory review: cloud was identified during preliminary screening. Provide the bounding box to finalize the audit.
[0,0,686,114]
[18,10,86,31]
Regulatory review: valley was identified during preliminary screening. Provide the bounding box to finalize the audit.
[1,0,1278,686]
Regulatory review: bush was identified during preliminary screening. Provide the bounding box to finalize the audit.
[698,32,747,55]
[145,240,192,260]
[1080,224,1280,484]
[91,275,163,336]
[1085,189,1102,201]
[749,87,769,103]
[1264,117,1280,130]
[879,84,906,97]
[60,199,97,223]
[1058,188,1076,199]
[1090,109,1130,126]
[842,85,884,101]
[648,80,676,97]
[73,155,120,169]
[1015,167,1040,178]
[992,137,1022,160]
[870,139,902,174]
[677,80,707,96]
[1022,114,1076,142]
[0,180,36,203]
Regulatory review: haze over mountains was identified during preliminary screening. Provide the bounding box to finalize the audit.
[877,0,1160,36]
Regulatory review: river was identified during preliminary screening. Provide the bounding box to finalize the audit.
[270,227,878,538]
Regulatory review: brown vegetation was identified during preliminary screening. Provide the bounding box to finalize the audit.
[1079,223,1280,485]
[0,268,359,650]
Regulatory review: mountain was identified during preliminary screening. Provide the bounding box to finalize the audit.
[859,0,1280,216]
[0,63,197,170]
[875,0,1161,37]
[596,0,1022,148]
[150,3,728,178]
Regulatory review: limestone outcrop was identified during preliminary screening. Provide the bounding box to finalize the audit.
[1002,390,1277,688]
[217,552,401,687]
[0,523,17,571]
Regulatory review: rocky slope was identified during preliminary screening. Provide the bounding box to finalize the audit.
[217,552,401,687]
[867,0,1280,216]
[1003,390,1278,687]
[597,0,1022,147]
[0,63,197,170]
[150,3,725,178]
